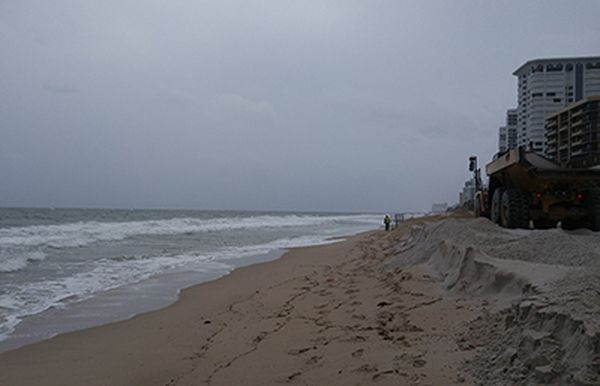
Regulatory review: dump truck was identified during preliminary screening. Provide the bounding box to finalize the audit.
[471,147,600,230]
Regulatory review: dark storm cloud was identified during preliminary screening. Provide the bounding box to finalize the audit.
[1,0,599,212]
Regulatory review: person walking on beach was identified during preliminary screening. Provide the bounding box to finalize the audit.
[384,214,391,231]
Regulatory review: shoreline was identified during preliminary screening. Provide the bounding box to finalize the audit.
[0,249,287,354]
[0,228,373,354]
[0,229,379,385]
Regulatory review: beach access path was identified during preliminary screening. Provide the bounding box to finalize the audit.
[0,214,480,386]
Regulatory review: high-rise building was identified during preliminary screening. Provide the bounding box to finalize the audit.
[546,96,600,167]
[498,126,508,153]
[498,108,518,153]
[513,57,600,154]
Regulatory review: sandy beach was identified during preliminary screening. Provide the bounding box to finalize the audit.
[1,212,599,385]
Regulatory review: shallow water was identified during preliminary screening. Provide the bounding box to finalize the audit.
[0,207,380,350]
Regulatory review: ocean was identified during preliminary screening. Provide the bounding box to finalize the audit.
[0,207,380,352]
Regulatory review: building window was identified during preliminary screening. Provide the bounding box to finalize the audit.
[586,62,600,69]
[532,64,544,73]
[546,92,556,96]
[566,63,573,71]
[546,64,563,72]
[553,98,562,103]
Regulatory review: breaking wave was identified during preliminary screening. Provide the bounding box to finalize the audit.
[0,233,345,342]
[0,250,47,273]
[0,214,376,249]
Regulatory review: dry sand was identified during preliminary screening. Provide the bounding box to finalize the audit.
[1,212,599,385]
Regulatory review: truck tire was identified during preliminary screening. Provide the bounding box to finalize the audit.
[500,189,530,229]
[584,189,600,231]
[562,218,584,230]
[491,188,504,224]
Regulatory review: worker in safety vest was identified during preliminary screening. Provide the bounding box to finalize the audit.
[384,214,391,231]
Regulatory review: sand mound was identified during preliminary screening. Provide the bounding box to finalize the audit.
[384,219,574,298]
[383,217,600,384]
[385,217,600,268]
[426,241,531,295]
[465,294,600,385]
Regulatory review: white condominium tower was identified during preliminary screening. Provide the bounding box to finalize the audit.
[513,57,600,154]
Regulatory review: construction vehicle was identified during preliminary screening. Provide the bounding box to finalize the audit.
[470,147,600,230]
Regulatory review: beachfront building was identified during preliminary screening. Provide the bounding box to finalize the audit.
[513,56,600,154]
[498,108,518,153]
[546,96,600,167]
[459,178,476,207]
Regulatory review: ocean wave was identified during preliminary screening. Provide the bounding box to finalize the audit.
[0,214,379,250]
[0,250,46,273]
[0,232,347,342]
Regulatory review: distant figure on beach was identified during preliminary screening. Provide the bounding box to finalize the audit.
[384,214,391,231]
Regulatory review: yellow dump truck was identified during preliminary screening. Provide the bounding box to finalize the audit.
[473,147,600,230]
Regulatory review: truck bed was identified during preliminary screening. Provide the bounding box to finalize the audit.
[486,148,600,192]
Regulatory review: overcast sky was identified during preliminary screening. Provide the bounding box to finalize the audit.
[1,1,599,212]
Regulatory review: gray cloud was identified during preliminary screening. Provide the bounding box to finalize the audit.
[1,0,599,212]
[44,84,79,95]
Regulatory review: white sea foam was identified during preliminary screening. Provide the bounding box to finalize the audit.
[0,231,362,342]
[0,250,46,273]
[0,214,378,250]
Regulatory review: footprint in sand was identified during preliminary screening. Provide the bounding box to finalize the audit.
[376,311,394,323]
[284,372,302,382]
[352,364,378,373]
[372,369,397,381]
[412,358,427,368]
[313,336,330,346]
[346,335,367,342]
[351,348,364,358]
[305,355,322,365]
[287,346,315,356]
